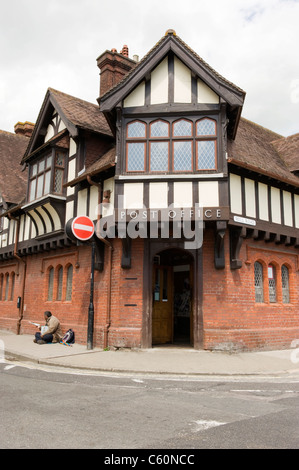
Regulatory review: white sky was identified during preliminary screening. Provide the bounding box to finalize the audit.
[0,0,298,137]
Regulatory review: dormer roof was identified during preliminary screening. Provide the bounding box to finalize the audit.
[99,30,246,139]
[22,88,113,163]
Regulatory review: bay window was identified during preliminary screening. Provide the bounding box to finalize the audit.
[28,150,66,202]
[125,117,218,174]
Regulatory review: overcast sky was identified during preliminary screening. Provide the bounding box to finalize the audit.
[0,0,298,137]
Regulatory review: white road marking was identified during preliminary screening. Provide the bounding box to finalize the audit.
[191,419,226,432]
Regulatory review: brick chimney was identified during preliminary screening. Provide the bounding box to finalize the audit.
[14,121,35,138]
[97,45,136,97]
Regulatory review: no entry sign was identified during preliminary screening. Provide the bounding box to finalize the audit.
[70,216,95,241]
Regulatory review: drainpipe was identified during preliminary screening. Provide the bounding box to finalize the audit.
[8,213,26,335]
[87,176,113,349]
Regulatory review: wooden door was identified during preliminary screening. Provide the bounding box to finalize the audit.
[152,265,173,344]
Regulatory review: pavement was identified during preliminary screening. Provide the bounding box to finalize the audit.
[1,329,299,377]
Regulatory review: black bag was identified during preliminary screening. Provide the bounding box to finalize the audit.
[62,329,75,344]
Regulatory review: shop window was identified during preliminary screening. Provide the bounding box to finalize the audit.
[268,264,276,303]
[281,265,290,303]
[254,262,264,303]
[65,265,73,301]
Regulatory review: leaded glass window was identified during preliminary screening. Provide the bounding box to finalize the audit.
[48,267,54,301]
[127,143,145,171]
[197,141,216,169]
[150,142,169,172]
[173,119,192,137]
[127,121,146,138]
[196,118,216,136]
[281,265,290,303]
[268,265,276,303]
[254,262,264,303]
[57,267,63,301]
[150,120,169,137]
[173,141,192,171]
[66,265,73,301]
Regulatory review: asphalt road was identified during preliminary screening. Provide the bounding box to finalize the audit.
[1,361,299,450]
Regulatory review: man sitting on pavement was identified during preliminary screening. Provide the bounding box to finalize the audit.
[34,311,63,344]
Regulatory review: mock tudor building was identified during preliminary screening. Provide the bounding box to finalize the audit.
[0,30,298,351]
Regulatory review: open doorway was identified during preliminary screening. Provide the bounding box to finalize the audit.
[152,248,193,346]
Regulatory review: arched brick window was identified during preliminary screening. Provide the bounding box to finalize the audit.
[57,266,63,301]
[281,265,290,304]
[48,267,54,301]
[268,264,276,303]
[65,265,73,301]
[254,262,264,303]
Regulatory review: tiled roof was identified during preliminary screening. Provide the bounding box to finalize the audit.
[271,133,299,172]
[48,88,112,136]
[228,118,299,187]
[0,130,29,204]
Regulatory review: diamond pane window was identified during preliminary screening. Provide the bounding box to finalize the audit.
[173,141,192,171]
[128,121,146,138]
[197,141,216,169]
[150,142,169,171]
[57,267,63,301]
[281,265,290,303]
[196,119,216,136]
[54,169,64,193]
[66,265,73,301]
[173,119,192,137]
[127,143,145,172]
[268,265,276,303]
[48,268,54,301]
[254,262,264,303]
[150,120,169,137]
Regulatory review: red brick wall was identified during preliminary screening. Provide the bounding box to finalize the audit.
[1,231,298,352]
[0,239,144,349]
[202,229,299,351]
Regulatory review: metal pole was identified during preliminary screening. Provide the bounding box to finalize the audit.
[87,240,95,350]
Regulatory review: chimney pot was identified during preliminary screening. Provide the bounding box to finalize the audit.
[121,45,129,57]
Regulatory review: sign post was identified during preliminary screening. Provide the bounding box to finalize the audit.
[65,216,95,350]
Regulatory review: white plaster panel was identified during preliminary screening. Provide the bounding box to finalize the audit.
[150,57,168,105]
[271,187,281,224]
[149,182,168,208]
[197,78,219,104]
[229,174,242,215]
[258,183,269,221]
[66,201,74,223]
[283,190,293,227]
[245,178,256,218]
[198,181,219,207]
[173,182,193,207]
[174,57,191,103]
[124,81,145,108]
[77,188,88,216]
[123,183,144,209]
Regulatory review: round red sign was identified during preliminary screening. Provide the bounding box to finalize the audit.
[71,216,95,241]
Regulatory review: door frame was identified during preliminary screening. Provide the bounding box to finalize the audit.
[142,239,203,349]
